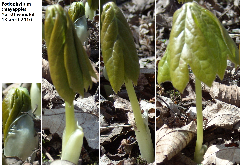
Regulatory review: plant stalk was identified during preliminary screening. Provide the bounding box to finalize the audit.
[194,78,204,163]
[125,80,154,163]
[65,101,77,137]
[61,101,84,164]
[62,101,76,154]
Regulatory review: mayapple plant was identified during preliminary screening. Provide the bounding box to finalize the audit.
[44,4,97,164]
[101,2,154,163]
[2,87,38,161]
[30,83,41,117]
[157,1,239,163]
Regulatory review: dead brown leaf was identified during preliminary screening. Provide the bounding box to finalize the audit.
[156,121,196,163]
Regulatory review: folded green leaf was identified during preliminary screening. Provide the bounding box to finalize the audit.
[101,2,139,92]
[68,2,85,23]
[100,0,116,15]
[158,2,239,93]
[2,87,31,142]
[64,13,85,98]
[45,5,96,103]
[45,5,75,103]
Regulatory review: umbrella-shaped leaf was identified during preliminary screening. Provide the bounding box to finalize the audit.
[158,2,239,92]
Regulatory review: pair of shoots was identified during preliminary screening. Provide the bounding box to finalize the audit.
[46,1,155,163]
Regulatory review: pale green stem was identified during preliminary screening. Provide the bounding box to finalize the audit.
[62,101,76,152]
[62,101,84,164]
[194,78,204,163]
[65,101,76,134]
[125,80,154,163]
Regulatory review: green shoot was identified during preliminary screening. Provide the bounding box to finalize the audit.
[157,2,239,163]
[44,4,96,164]
[101,2,154,163]
[30,83,41,117]
[2,87,38,161]
[3,87,31,141]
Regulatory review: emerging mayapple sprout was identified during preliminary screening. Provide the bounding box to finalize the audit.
[44,4,97,164]
[101,2,154,163]
[2,87,38,161]
[30,83,41,117]
[45,4,96,103]
[158,1,239,163]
